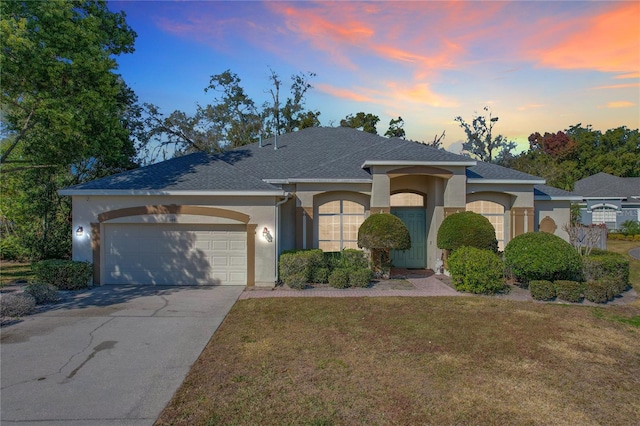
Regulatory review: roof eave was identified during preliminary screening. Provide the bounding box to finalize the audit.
[467,179,546,184]
[361,160,477,168]
[58,189,286,196]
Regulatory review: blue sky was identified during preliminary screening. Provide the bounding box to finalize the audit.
[109,1,640,153]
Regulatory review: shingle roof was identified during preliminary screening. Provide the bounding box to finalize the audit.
[574,172,640,199]
[534,185,582,200]
[62,152,280,192]
[61,127,548,193]
[466,161,545,182]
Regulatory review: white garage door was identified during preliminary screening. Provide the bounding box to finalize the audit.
[103,223,247,285]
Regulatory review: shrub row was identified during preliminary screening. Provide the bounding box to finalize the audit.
[447,246,505,294]
[279,249,371,289]
[583,249,629,293]
[31,259,92,290]
[504,232,582,286]
[529,278,627,304]
[608,234,640,241]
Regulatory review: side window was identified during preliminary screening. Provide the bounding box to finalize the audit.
[318,200,365,251]
[466,200,505,250]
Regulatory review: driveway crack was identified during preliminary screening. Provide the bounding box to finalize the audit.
[150,295,169,317]
[57,316,115,378]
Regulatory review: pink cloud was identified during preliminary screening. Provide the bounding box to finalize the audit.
[532,2,640,74]
[604,101,636,109]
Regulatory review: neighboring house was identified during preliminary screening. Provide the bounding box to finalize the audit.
[574,172,640,230]
[59,127,576,287]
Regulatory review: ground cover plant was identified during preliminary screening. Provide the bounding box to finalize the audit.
[157,297,640,425]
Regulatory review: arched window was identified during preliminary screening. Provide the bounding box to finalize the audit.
[466,200,505,250]
[391,193,424,207]
[318,200,365,251]
[591,205,617,225]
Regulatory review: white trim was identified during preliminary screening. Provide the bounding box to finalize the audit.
[535,195,583,201]
[263,178,372,184]
[58,189,286,196]
[361,160,477,168]
[582,196,625,200]
[467,179,545,184]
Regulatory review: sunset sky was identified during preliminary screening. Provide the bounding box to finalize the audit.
[108,0,640,153]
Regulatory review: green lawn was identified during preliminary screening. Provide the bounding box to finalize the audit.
[0,261,33,287]
[157,296,640,425]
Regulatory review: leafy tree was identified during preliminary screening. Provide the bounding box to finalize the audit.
[0,0,139,259]
[509,124,639,190]
[384,116,405,138]
[357,213,410,277]
[141,68,319,160]
[340,112,380,134]
[454,106,517,163]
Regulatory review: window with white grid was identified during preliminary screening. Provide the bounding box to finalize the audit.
[466,200,505,250]
[318,200,365,251]
[591,207,616,224]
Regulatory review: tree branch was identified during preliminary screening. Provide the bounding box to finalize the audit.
[0,109,35,164]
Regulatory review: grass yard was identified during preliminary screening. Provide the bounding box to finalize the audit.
[157,296,640,425]
[0,261,33,287]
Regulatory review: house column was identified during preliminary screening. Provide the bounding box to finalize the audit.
[512,207,534,237]
[370,170,390,213]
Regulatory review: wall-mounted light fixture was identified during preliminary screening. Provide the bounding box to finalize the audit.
[262,227,273,243]
[76,226,84,237]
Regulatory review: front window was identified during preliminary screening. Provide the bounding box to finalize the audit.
[466,200,505,250]
[391,193,424,207]
[318,200,365,251]
[592,206,616,225]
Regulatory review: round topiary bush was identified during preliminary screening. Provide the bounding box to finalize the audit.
[504,232,582,285]
[437,211,498,253]
[554,280,584,303]
[358,213,410,276]
[447,246,505,294]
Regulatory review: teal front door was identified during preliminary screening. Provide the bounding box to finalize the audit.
[390,208,427,268]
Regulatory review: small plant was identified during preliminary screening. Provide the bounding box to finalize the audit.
[504,232,582,286]
[1,292,36,317]
[529,280,556,301]
[284,273,307,290]
[31,260,92,290]
[437,211,498,253]
[620,220,640,236]
[349,268,373,288]
[24,283,60,304]
[328,268,351,289]
[584,279,616,304]
[554,280,584,303]
[279,249,324,288]
[447,246,505,294]
[357,213,410,277]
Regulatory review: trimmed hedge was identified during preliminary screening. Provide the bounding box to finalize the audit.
[280,249,371,289]
[529,280,556,301]
[583,250,629,294]
[328,268,351,289]
[554,280,584,303]
[31,260,92,290]
[504,232,582,286]
[349,268,373,288]
[584,279,616,304]
[437,211,498,253]
[447,246,505,294]
[24,283,60,304]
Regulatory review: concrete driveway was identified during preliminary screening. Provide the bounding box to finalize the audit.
[1,285,243,426]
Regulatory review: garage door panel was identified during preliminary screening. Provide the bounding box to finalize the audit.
[104,223,247,285]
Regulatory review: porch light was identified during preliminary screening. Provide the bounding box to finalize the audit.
[262,227,273,242]
[76,226,84,236]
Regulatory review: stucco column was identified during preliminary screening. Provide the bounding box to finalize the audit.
[370,172,390,213]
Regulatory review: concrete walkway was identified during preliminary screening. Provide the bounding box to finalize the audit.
[240,274,463,299]
[1,285,244,426]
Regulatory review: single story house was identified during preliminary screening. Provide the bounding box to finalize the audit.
[574,172,640,230]
[60,127,577,287]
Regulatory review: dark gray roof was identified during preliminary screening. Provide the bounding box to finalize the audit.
[62,127,547,192]
[466,161,545,182]
[574,172,640,199]
[534,185,582,200]
[224,127,473,181]
[64,152,280,192]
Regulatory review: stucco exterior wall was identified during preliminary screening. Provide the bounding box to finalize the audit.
[71,195,280,286]
[534,200,572,241]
